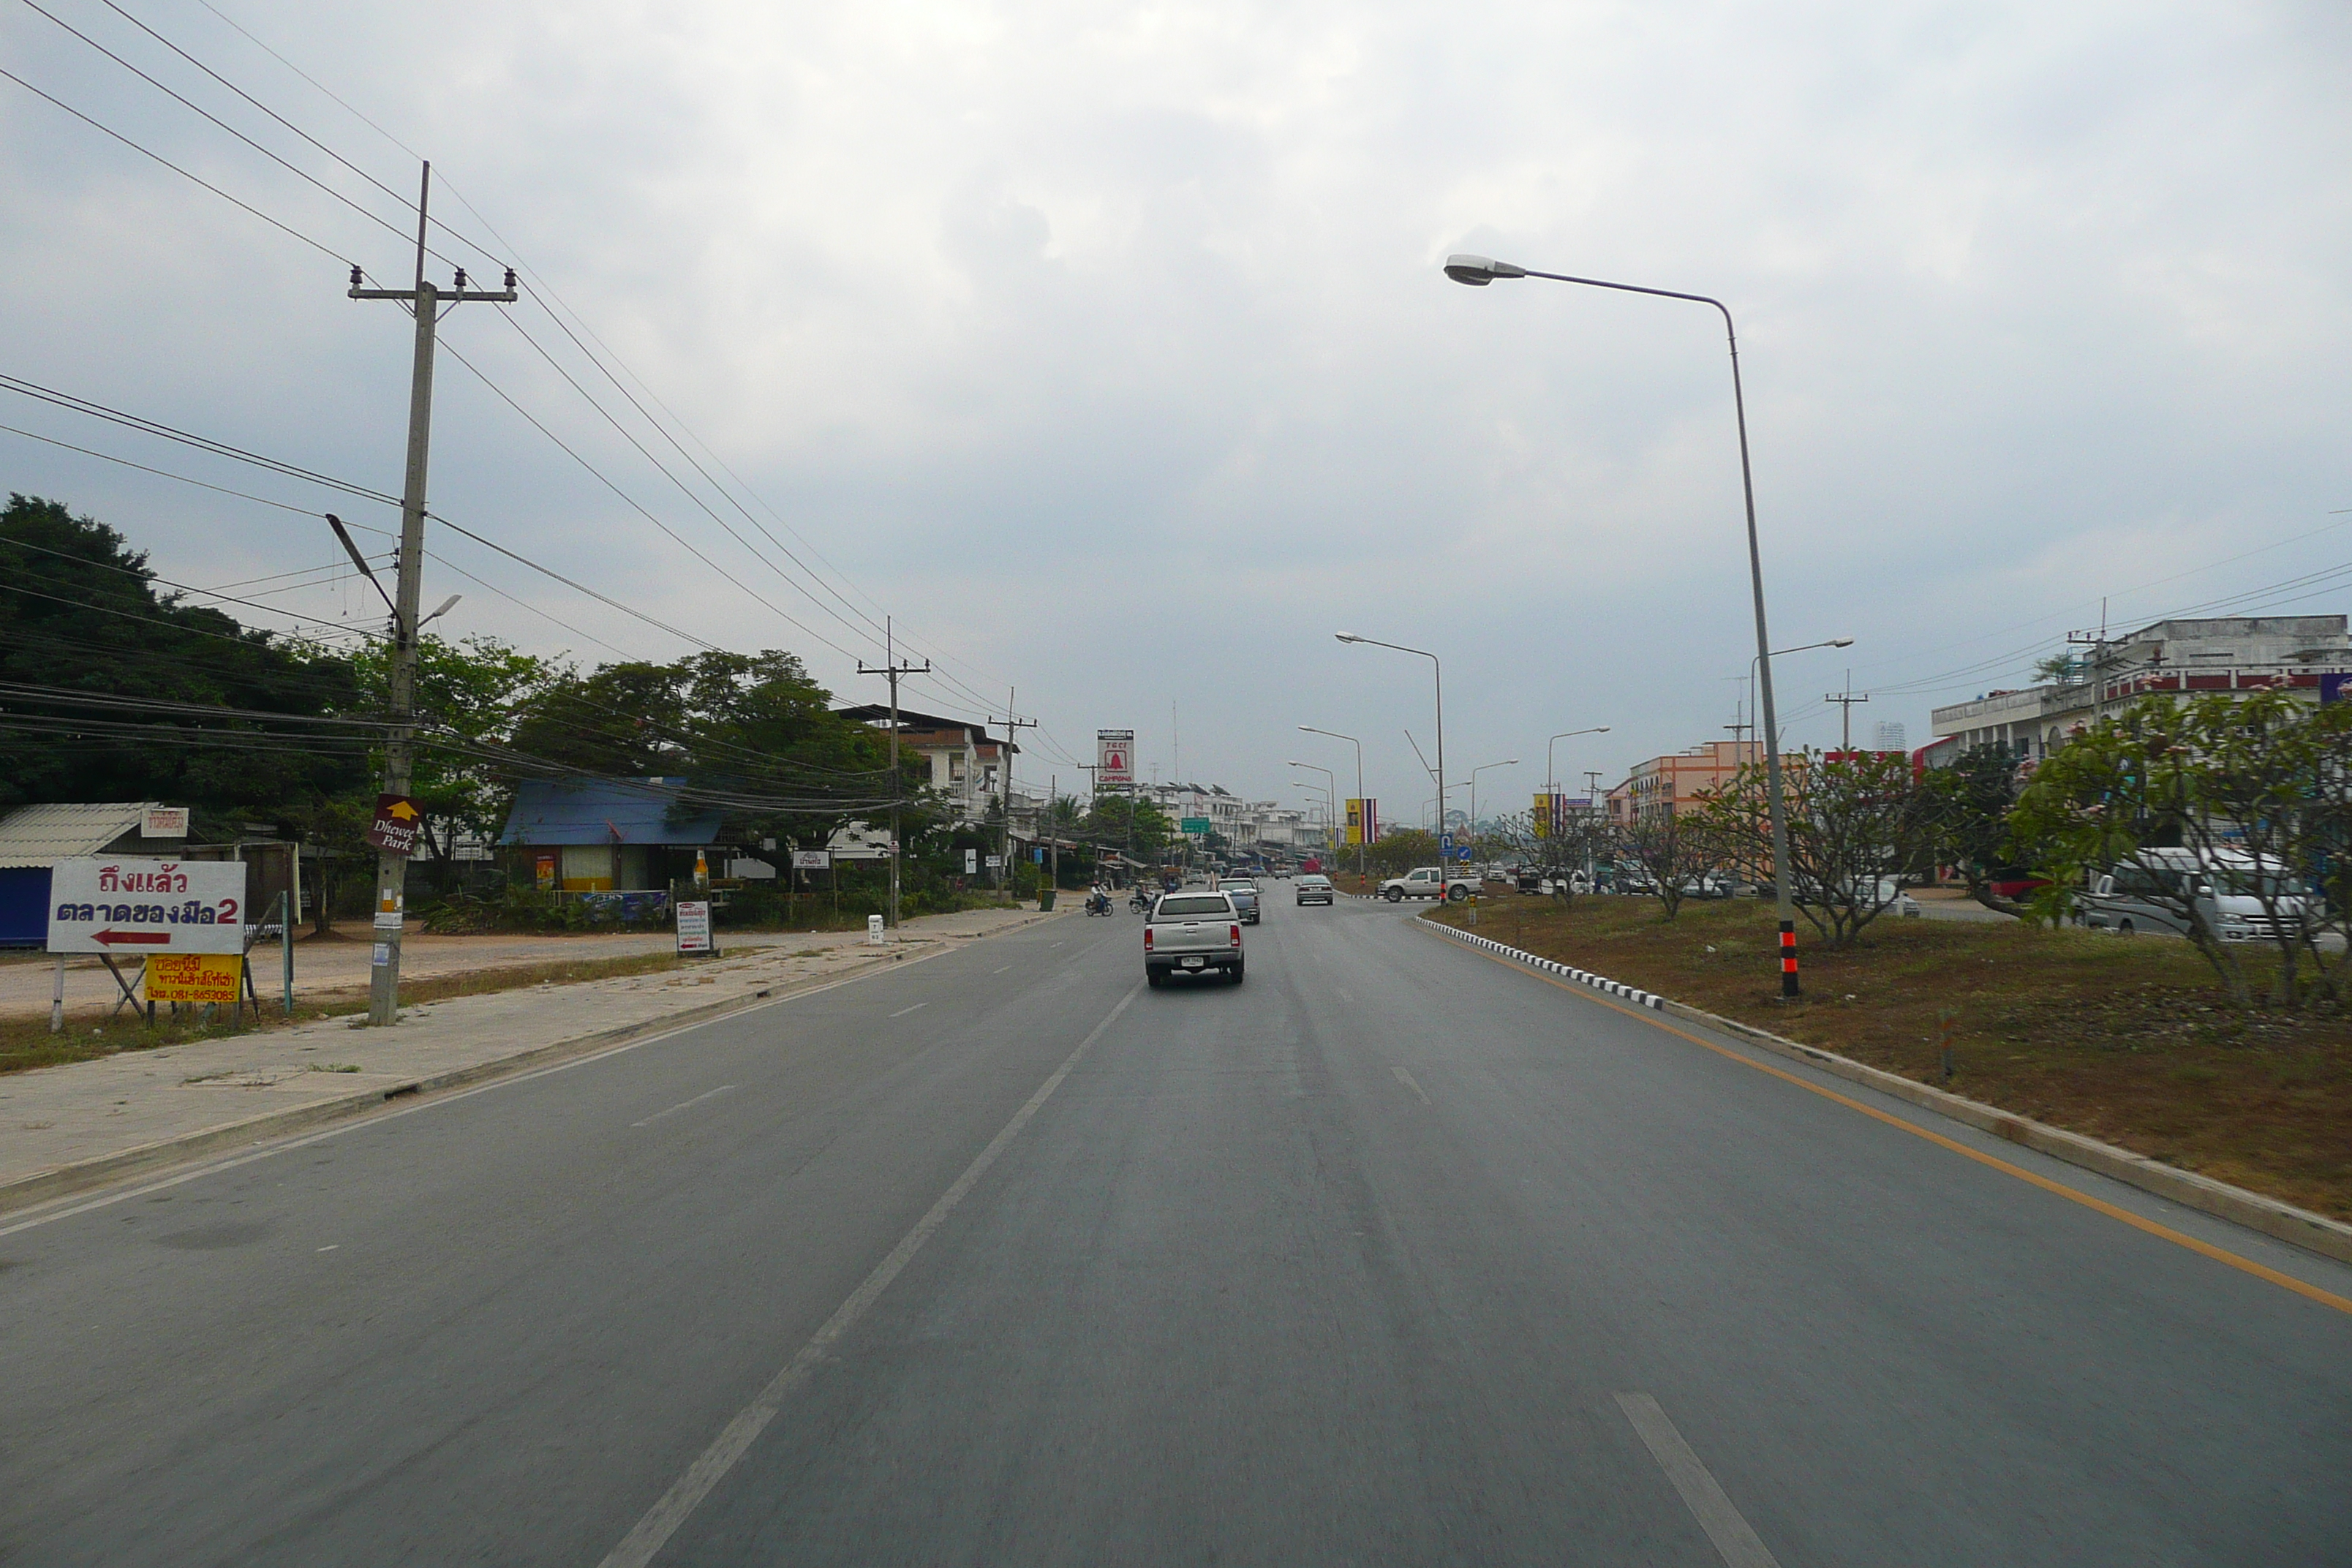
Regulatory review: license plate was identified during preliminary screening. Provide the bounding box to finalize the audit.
[1183,957,1205,969]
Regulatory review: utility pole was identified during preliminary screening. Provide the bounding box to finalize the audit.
[1825,676,1871,753]
[989,687,1038,904]
[348,162,516,1028]
[859,617,929,929]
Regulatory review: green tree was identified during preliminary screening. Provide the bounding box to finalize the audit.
[2011,690,2352,1008]
[509,649,905,864]
[1693,750,1933,947]
[1919,745,2034,916]
[351,634,562,892]
[0,494,370,832]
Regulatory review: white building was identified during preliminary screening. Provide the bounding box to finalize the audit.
[1929,616,2352,763]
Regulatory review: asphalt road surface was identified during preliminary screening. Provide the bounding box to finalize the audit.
[5,899,2349,1565]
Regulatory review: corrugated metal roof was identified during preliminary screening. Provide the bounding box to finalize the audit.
[0,801,162,870]
[498,779,723,847]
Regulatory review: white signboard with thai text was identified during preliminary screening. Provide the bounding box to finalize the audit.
[141,806,189,838]
[790,850,830,871]
[675,900,714,954]
[46,857,247,955]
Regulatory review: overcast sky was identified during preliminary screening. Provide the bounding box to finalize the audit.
[7,0,2349,823]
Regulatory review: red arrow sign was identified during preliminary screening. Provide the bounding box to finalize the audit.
[93,928,171,946]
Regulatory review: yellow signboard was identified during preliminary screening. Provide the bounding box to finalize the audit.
[144,952,245,1005]
[1531,792,1553,837]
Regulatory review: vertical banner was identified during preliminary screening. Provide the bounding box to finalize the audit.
[1096,729,1135,788]
[1531,792,1553,838]
[1346,799,1379,845]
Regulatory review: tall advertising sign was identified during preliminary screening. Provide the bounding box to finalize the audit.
[1531,792,1555,838]
[1096,729,1135,788]
[1345,799,1379,845]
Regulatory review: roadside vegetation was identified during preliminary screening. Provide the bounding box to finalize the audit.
[0,949,691,1077]
[1428,894,2352,1221]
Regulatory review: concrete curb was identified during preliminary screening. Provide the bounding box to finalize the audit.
[0,916,1074,1219]
[1421,917,2352,1269]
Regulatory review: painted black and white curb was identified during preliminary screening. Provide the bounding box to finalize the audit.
[1424,919,1667,1010]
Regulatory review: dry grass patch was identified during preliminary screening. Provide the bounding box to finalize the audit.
[1433,894,2352,1221]
[0,951,687,1077]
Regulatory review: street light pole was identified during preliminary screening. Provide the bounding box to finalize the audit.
[1338,633,1442,872]
[1545,726,1610,796]
[1466,758,1518,845]
[1298,724,1366,881]
[1749,636,1853,759]
[1289,761,1335,868]
[1447,252,1801,995]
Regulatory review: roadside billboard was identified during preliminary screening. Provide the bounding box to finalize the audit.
[46,857,247,955]
[1096,729,1134,788]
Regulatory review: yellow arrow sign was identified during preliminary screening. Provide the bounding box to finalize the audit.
[386,799,419,821]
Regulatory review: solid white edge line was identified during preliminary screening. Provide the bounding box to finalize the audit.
[595,979,1146,1568]
[1614,1392,1783,1568]
[0,934,988,1241]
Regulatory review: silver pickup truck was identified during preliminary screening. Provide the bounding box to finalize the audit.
[1145,890,1244,987]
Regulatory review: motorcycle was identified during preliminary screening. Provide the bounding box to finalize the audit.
[1129,889,1154,913]
[1085,889,1114,916]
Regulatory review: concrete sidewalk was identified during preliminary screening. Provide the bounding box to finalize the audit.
[0,902,1065,1216]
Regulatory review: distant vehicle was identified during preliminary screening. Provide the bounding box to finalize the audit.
[1673,872,1735,901]
[2080,848,2308,941]
[1294,874,1334,905]
[1379,866,1477,902]
[1788,876,1920,917]
[1145,891,1244,986]
[1515,867,1542,894]
[1217,876,1263,924]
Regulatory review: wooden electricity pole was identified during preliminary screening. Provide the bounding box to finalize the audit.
[347,162,515,1026]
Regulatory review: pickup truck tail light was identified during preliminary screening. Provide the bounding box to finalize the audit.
[1229,924,1241,946]
[1143,927,1154,951]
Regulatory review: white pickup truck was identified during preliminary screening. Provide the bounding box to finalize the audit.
[1379,865,1478,902]
[1145,890,1245,986]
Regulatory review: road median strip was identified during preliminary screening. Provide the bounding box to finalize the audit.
[1420,916,2352,1274]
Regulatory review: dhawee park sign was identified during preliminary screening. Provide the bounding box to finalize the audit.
[46,856,247,955]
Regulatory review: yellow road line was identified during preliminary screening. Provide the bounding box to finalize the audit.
[1455,941,2352,1318]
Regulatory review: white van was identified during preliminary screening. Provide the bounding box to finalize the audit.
[2078,848,2310,941]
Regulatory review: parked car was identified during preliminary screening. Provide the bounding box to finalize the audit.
[2080,849,2309,941]
[1294,873,1334,905]
[1217,876,1263,924]
[1787,876,1919,917]
[1145,890,1244,985]
[1379,866,1478,902]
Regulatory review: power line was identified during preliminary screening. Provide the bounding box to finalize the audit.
[4,537,384,639]
[430,339,851,657]
[0,373,399,504]
[15,10,1039,725]
[15,0,423,255]
[0,64,348,263]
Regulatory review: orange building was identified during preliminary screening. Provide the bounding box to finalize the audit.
[1609,740,1763,826]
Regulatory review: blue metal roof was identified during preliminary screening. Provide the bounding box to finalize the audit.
[498,779,723,847]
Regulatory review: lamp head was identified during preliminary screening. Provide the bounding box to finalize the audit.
[1831,637,1855,648]
[1444,254,1528,286]
[1335,632,1361,644]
